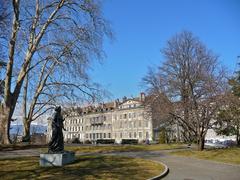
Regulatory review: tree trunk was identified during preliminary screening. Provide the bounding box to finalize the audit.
[197,136,205,151]
[22,118,31,142]
[236,126,240,146]
[0,104,11,144]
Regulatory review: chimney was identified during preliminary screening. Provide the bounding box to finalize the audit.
[122,96,127,102]
[114,99,119,108]
[140,92,145,102]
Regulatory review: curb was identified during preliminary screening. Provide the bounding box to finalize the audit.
[147,161,169,180]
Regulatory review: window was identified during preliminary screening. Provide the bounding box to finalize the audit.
[129,132,132,138]
[146,132,149,138]
[145,121,149,127]
[125,121,128,128]
[108,133,111,138]
[120,132,122,138]
[120,115,122,119]
[104,133,106,138]
[129,113,131,118]
[133,112,136,118]
[139,132,142,138]
[129,122,132,128]
[134,132,137,138]
[139,121,142,127]
[124,114,127,119]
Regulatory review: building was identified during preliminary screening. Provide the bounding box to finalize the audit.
[61,93,153,143]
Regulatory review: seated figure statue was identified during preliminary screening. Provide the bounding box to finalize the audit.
[48,106,65,153]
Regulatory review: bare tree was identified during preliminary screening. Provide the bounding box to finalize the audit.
[0,0,112,144]
[143,31,227,150]
[21,54,106,142]
[0,0,10,100]
[215,73,240,145]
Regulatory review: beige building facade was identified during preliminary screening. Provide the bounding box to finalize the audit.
[62,93,153,143]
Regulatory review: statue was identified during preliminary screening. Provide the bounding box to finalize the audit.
[48,106,65,153]
[40,106,74,166]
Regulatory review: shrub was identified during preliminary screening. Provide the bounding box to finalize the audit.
[84,140,92,144]
[121,139,138,144]
[71,138,81,144]
[96,139,115,144]
[159,130,166,144]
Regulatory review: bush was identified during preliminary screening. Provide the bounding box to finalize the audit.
[96,139,115,144]
[159,130,166,144]
[71,138,81,144]
[121,139,138,145]
[84,140,92,144]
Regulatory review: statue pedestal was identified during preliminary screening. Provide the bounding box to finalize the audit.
[40,151,75,167]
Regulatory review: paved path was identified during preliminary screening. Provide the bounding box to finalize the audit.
[106,151,240,180]
[0,149,240,180]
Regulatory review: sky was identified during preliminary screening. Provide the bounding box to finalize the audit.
[88,0,240,100]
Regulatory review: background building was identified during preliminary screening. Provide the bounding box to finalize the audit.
[60,93,153,143]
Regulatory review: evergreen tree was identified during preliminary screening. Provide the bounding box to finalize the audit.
[216,69,240,145]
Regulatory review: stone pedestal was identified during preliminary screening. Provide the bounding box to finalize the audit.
[40,151,75,167]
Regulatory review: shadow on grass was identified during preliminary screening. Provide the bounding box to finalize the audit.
[0,155,162,180]
[0,144,47,151]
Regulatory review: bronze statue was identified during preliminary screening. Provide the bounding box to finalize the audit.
[48,106,66,153]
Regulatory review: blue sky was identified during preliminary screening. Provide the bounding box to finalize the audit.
[90,0,240,100]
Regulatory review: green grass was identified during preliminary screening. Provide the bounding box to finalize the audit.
[0,155,165,180]
[1,143,185,153]
[0,144,46,151]
[61,144,184,154]
[170,147,240,165]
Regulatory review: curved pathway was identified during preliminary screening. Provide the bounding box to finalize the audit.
[106,151,240,180]
[1,149,240,180]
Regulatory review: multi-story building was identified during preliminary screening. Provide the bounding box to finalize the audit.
[61,93,153,143]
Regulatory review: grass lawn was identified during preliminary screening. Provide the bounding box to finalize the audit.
[0,144,46,151]
[1,143,185,153]
[0,155,165,180]
[62,143,184,154]
[170,147,240,165]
